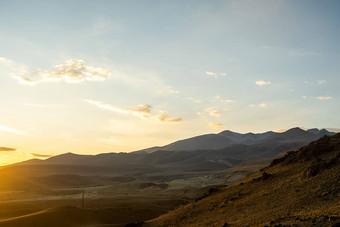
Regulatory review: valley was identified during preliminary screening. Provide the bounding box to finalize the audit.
[0,128,337,226]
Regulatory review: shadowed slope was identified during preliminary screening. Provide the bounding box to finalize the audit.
[144,134,340,226]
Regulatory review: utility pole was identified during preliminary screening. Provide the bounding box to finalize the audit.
[81,187,85,208]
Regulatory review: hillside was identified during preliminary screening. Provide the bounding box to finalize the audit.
[143,133,340,226]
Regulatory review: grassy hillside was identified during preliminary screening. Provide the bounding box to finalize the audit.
[144,134,340,226]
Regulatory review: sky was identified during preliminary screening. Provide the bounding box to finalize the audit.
[0,0,339,165]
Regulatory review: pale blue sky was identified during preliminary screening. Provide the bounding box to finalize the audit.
[0,0,339,164]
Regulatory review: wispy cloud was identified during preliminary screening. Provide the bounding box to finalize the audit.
[213,95,234,103]
[317,80,326,85]
[86,100,151,119]
[196,112,204,117]
[169,89,179,94]
[156,112,182,122]
[206,71,217,77]
[0,57,14,66]
[316,96,332,100]
[249,103,267,108]
[302,96,332,100]
[208,122,224,130]
[30,153,53,158]
[206,107,220,118]
[0,147,16,152]
[0,125,25,135]
[206,71,227,78]
[86,100,182,123]
[187,97,202,103]
[255,80,271,86]
[15,59,111,85]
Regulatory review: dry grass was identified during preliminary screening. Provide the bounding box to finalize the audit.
[145,135,340,226]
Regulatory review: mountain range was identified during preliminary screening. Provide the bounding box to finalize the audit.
[16,127,334,173]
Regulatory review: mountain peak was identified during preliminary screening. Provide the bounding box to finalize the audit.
[219,130,241,137]
[278,127,307,136]
[285,127,305,132]
[307,128,320,134]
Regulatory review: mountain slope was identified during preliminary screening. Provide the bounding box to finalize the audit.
[144,134,340,226]
[11,128,335,176]
[136,127,334,153]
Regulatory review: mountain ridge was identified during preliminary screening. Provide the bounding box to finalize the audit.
[11,128,335,174]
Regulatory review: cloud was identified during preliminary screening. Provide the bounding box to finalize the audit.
[249,103,267,108]
[213,95,234,103]
[196,112,204,117]
[206,71,217,77]
[206,108,220,118]
[188,97,202,103]
[208,122,224,130]
[255,80,271,86]
[206,71,227,78]
[303,96,333,100]
[15,59,111,85]
[169,89,179,94]
[86,100,182,123]
[0,125,25,135]
[316,96,332,100]
[0,147,16,152]
[317,80,326,85]
[0,57,14,66]
[86,100,151,119]
[5,58,176,98]
[156,112,182,122]
[30,153,53,158]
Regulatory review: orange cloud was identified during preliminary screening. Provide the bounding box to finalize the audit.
[0,147,16,152]
[255,80,271,86]
[208,122,224,130]
[30,153,53,158]
[156,112,182,122]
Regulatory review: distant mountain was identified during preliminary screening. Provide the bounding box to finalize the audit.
[13,128,335,174]
[133,127,335,153]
